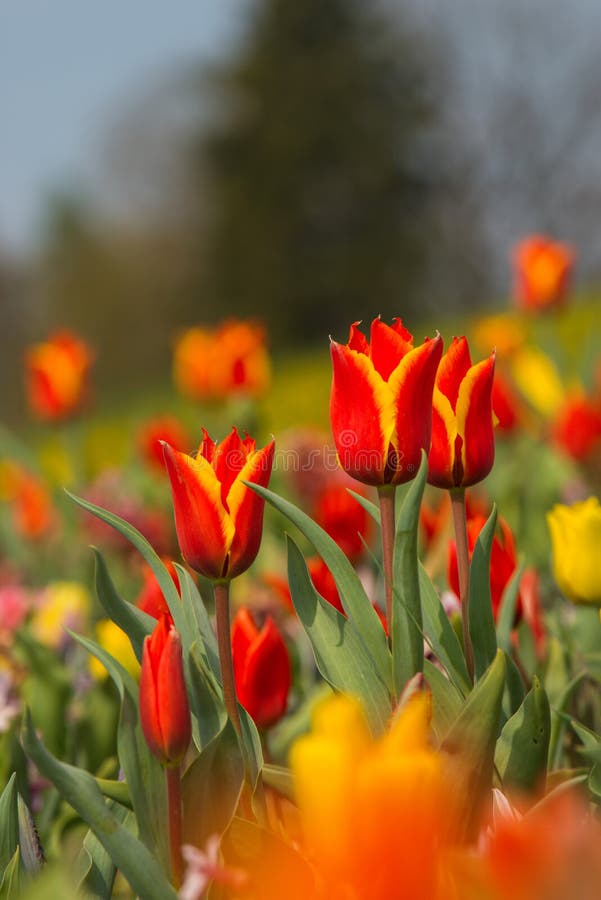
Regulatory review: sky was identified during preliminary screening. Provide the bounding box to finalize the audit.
[0,1,245,255]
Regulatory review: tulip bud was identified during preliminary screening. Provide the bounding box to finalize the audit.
[232,608,291,729]
[139,615,191,766]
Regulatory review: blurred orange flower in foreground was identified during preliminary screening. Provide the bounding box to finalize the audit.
[24,330,93,421]
[512,234,574,312]
[173,319,271,402]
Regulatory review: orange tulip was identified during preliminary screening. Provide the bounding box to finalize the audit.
[173,319,271,402]
[0,462,56,540]
[428,336,495,489]
[163,428,275,581]
[24,330,93,421]
[330,319,443,486]
[512,234,574,312]
[231,608,291,729]
[139,614,191,766]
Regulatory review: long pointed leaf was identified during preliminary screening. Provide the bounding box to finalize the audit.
[420,565,470,696]
[468,506,498,680]
[286,535,391,735]
[21,712,177,900]
[495,676,550,792]
[248,483,392,691]
[391,453,427,693]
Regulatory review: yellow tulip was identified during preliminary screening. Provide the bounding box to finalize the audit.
[547,497,601,604]
[510,346,564,417]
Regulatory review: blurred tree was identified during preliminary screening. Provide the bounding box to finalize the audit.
[197,0,445,340]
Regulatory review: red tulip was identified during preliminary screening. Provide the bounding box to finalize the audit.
[231,608,291,729]
[428,337,495,489]
[313,477,371,563]
[24,330,93,422]
[492,371,522,434]
[136,560,181,620]
[552,392,601,461]
[512,235,574,312]
[330,319,443,486]
[137,415,192,472]
[139,614,191,766]
[447,515,521,621]
[163,428,275,581]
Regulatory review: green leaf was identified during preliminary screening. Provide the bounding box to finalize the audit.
[71,632,169,871]
[182,722,245,849]
[391,453,427,693]
[424,660,463,741]
[441,650,506,841]
[0,849,20,898]
[21,712,177,900]
[496,564,523,653]
[495,676,551,792]
[262,765,295,802]
[468,506,498,680]
[248,483,392,692]
[93,778,132,809]
[66,490,180,616]
[0,775,19,882]
[420,565,470,696]
[502,653,526,720]
[92,548,154,660]
[16,796,44,875]
[174,565,220,677]
[79,804,133,900]
[187,645,227,751]
[286,535,391,735]
[547,672,586,770]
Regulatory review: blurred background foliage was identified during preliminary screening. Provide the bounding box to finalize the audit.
[2,0,601,421]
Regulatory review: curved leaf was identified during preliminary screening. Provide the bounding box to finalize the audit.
[495,676,551,792]
[247,483,392,691]
[468,506,498,680]
[286,535,391,735]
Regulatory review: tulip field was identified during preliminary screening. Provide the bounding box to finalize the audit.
[3,236,601,898]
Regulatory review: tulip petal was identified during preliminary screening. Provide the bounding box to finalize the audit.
[237,617,291,728]
[388,335,443,483]
[436,336,472,411]
[156,627,191,763]
[226,440,275,578]
[232,608,259,684]
[163,443,234,580]
[213,428,249,506]
[428,388,458,489]
[348,322,369,355]
[456,355,495,487]
[139,634,166,762]
[370,318,413,382]
[330,342,393,485]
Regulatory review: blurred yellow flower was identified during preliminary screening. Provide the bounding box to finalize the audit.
[547,497,601,605]
[510,346,564,417]
[31,582,91,648]
[290,693,455,900]
[89,619,140,681]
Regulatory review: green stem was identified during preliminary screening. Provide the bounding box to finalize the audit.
[166,765,183,888]
[377,486,396,634]
[451,488,474,682]
[214,581,242,737]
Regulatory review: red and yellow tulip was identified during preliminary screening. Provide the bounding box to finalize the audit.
[139,614,191,766]
[24,330,93,422]
[330,318,443,486]
[428,336,495,489]
[231,607,291,729]
[163,428,275,581]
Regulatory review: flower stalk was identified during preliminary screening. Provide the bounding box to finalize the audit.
[377,486,396,632]
[214,581,242,738]
[166,764,183,888]
[451,488,474,682]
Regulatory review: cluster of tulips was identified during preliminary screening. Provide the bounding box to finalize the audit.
[3,233,601,899]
